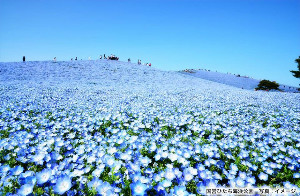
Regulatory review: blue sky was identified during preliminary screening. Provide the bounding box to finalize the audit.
[1,0,300,86]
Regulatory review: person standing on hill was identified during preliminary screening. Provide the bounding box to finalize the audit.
[100,55,102,59]
[75,57,78,60]
[23,56,25,62]
[128,58,131,62]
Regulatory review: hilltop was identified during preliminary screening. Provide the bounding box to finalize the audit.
[1,60,299,116]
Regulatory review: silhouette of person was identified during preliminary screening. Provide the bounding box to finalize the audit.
[75,57,77,60]
[23,56,25,62]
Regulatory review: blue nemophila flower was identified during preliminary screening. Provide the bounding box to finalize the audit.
[173,186,189,196]
[258,172,268,181]
[183,170,194,182]
[92,165,105,177]
[149,143,156,152]
[238,171,247,180]
[19,175,36,186]
[50,152,63,161]
[161,179,172,188]
[265,168,274,175]
[174,168,182,178]
[36,168,52,185]
[168,153,178,163]
[154,154,161,161]
[53,175,72,195]
[17,184,34,196]
[18,171,35,185]
[31,151,45,164]
[293,173,300,178]
[154,183,165,194]
[88,177,102,189]
[199,170,208,180]
[246,176,256,185]
[0,165,10,173]
[283,181,293,189]
[10,165,24,176]
[139,156,151,167]
[96,181,113,195]
[230,163,238,171]
[130,181,147,196]
[153,174,161,182]
[164,168,176,181]
[235,177,245,187]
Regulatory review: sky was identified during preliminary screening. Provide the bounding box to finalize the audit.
[0,0,300,87]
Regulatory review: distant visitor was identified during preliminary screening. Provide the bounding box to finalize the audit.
[54,57,56,62]
[128,58,131,62]
[75,57,77,61]
[23,56,25,62]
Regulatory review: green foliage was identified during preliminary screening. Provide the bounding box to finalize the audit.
[33,186,45,195]
[290,56,300,78]
[120,173,132,196]
[0,129,10,139]
[127,129,140,136]
[186,180,197,194]
[161,126,177,139]
[2,178,20,195]
[255,80,279,91]
[290,56,300,90]
[99,166,119,184]
[262,118,269,128]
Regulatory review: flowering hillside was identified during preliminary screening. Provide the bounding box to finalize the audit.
[180,69,299,93]
[0,60,299,195]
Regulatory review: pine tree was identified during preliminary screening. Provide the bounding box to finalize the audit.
[290,56,300,79]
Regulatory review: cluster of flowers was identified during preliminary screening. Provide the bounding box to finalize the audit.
[0,61,299,195]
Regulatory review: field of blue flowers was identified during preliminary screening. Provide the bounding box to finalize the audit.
[0,60,299,195]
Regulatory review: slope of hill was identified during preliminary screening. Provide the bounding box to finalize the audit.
[180,69,299,92]
[0,60,299,195]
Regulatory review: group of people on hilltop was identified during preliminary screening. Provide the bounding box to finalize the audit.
[22,55,151,67]
[70,57,78,61]
[99,54,119,60]
[137,59,151,67]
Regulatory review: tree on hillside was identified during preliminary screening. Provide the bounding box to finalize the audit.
[290,56,300,89]
[255,80,279,91]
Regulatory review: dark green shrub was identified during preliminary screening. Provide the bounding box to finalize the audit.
[290,56,300,91]
[255,80,279,91]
